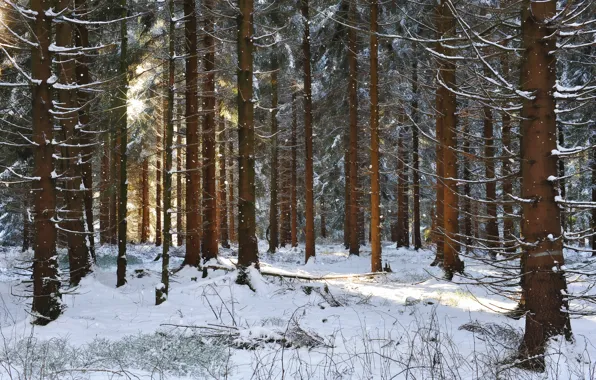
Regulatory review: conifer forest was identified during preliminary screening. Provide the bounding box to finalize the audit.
[0,0,595,378]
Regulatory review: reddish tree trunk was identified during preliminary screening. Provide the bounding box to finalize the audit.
[219,103,230,249]
[396,112,410,248]
[291,84,298,247]
[201,0,218,262]
[411,60,422,250]
[348,2,360,256]
[484,105,499,256]
[227,126,236,243]
[268,67,279,253]
[369,0,382,272]
[301,0,316,262]
[237,0,259,275]
[177,103,184,246]
[141,158,150,243]
[184,0,200,266]
[31,0,61,324]
[518,0,571,368]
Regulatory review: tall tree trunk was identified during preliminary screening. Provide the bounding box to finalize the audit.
[518,0,571,368]
[501,58,515,252]
[291,84,298,247]
[484,105,499,257]
[438,0,462,279]
[22,192,30,252]
[74,0,96,262]
[369,0,382,272]
[268,66,279,253]
[227,125,236,243]
[348,2,360,256]
[463,114,472,254]
[31,0,61,324]
[177,103,184,246]
[184,0,200,266]
[155,85,163,247]
[56,0,91,286]
[592,146,596,254]
[396,112,410,248]
[411,60,422,250]
[237,0,259,278]
[320,204,327,238]
[344,134,351,249]
[100,137,110,244]
[202,0,218,262]
[157,0,175,305]
[116,0,129,287]
[110,126,119,245]
[219,102,230,248]
[141,157,150,243]
[301,0,315,263]
[279,132,289,247]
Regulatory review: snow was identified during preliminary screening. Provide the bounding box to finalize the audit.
[1,242,595,379]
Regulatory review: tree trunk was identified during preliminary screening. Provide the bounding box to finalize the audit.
[518,0,571,368]
[592,145,596,254]
[301,0,315,263]
[56,0,91,286]
[74,0,96,262]
[141,157,150,243]
[100,136,110,244]
[219,102,230,249]
[291,84,298,247]
[369,0,382,272]
[110,125,119,245]
[156,84,163,248]
[184,0,200,266]
[227,125,236,244]
[484,105,499,257]
[237,0,259,277]
[501,58,515,252]
[116,0,129,288]
[396,112,410,248]
[31,0,61,324]
[462,114,472,254]
[22,192,30,252]
[438,0,463,279]
[157,0,175,305]
[177,103,184,247]
[202,0,218,262]
[411,60,422,250]
[268,66,279,253]
[348,2,360,256]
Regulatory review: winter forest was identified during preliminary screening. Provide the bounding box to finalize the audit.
[0,0,595,378]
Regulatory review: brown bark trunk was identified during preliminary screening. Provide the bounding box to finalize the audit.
[22,192,30,252]
[100,136,110,244]
[518,0,571,368]
[156,85,163,247]
[348,2,360,256]
[227,125,236,243]
[237,0,259,275]
[202,0,218,262]
[184,0,200,266]
[463,114,472,254]
[157,0,175,305]
[109,127,119,245]
[116,0,128,287]
[31,0,61,324]
[592,146,596,254]
[396,112,410,248]
[74,0,95,262]
[412,60,422,250]
[141,157,150,243]
[484,105,499,256]
[177,103,184,246]
[268,66,279,253]
[320,204,327,239]
[56,0,91,286]
[291,84,298,247]
[438,0,463,278]
[501,59,515,251]
[369,0,382,272]
[302,0,315,262]
[219,102,230,249]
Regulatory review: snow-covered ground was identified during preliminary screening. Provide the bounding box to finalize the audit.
[1,242,595,379]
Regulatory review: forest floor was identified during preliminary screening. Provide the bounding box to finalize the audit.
[1,241,595,379]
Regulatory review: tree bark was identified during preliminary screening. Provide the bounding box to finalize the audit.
[291,84,298,247]
[177,103,184,246]
[157,0,175,305]
[100,136,110,244]
[268,66,279,253]
[56,0,91,286]
[348,2,360,256]
[438,0,463,279]
[411,60,422,250]
[74,0,96,262]
[301,0,316,263]
[116,0,129,287]
[396,112,410,248]
[227,125,236,243]
[184,0,200,266]
[518,0,571,368]
[369,0,382,272]
[202,0,218,262]
[484,104,499,256]
[156,83,163,248]
[141,157,150,243]
[219,102,230,249]
[31,0,61,324]
[237,0,259,275]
